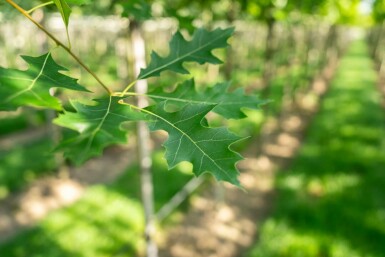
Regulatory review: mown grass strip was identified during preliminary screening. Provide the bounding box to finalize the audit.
[0,151,193,257]
[248,40,385,257]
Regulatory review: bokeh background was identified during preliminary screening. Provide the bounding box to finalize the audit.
[0,0,385,256]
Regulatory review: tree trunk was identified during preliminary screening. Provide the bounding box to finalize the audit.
[261,19,275,99]
[320,24,338,69]
[223,2,236,80]
[374,22,385,69]
[129,21,158,257]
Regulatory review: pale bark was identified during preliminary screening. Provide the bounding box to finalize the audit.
[130,21,158,257]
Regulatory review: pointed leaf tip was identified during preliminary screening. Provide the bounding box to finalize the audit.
[138,27,234,80]
[0,52,88,111]
[53,0,72,27]
[145,102,243,186]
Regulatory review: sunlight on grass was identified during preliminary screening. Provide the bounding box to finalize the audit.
[250,219,363,257]
[0,186,145,257]
[247,40,385,257]
[278,174,305,191]
[0,149,194,256]
[228,109,265,137]
[0,139,56,198]
[43,186,145,256]
[278,173,360,196]
[365,209,385,234]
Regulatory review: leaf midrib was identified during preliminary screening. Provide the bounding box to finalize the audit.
[4,53,51,103]
[138,31,229,79]
[147,93,261,105]
[84,95,114,154]
[143,106,234,181]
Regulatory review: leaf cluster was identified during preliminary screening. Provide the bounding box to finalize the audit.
[0,0,266,186]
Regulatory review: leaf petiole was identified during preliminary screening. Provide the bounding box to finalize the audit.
[26,1,54,14]
[120,80,138,96]
[66,29,72,50]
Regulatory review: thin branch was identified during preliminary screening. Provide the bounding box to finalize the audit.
[156,176,204,221]
[5,0,112,95]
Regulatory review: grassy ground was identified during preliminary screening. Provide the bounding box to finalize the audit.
[0,109,47,136]
[0,151,194,257]
[247,40,385,257]
[0,138,56,199]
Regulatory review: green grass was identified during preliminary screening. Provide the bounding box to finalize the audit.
[0,151,194,257]
[0,114,29,135]
[247,40,385,257]
[0,109,47,136]
[0,138,57,199]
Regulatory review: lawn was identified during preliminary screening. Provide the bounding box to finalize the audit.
[0,151,194,257]
[247,40,385,257]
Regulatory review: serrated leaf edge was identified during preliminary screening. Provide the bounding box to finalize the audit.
[54,95,117,160]
[142,104,242,184]
[4,52,52,104]
[138,28,234,79]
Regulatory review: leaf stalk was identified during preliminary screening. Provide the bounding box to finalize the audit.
[26,1,54,14]
[120,80,138,96]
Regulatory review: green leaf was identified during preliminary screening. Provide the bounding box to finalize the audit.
[166,7,196,33]
[121,0,152,21]
[53,0,72,28]
[0,52,88,111]
[145,102,243,186]
[138,27,234,79]
[149,79,267,119]
[54,96,146,164]
[66,0,91,5]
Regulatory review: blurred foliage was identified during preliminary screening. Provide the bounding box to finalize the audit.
[1,0,384,255]
[247,40,385,257]
[0,0,377,29]
[0,110,46,135]
[0,138,56,199]
[373,0,385,22]
[318,0,361,24]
